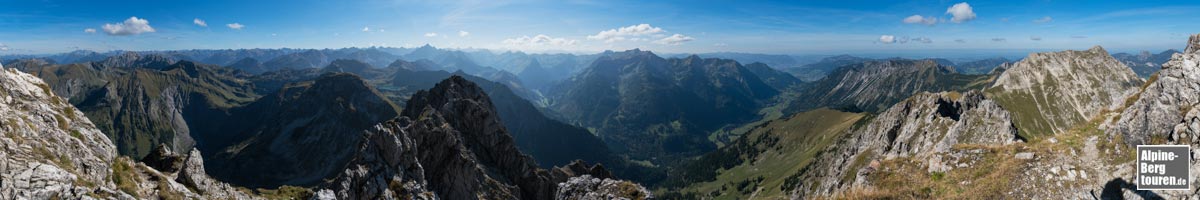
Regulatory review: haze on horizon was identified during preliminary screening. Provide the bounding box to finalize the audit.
[1,0,1197,57]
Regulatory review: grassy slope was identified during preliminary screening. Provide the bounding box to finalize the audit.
[674,108,865,199]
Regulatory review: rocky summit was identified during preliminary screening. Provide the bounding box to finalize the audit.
[316,75,649,199]
[989,46,1143,138]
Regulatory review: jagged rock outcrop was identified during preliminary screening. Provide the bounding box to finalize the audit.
[555,175,652,200]
[318,76,644,200]
[786,91,1021,198]
[1111,34,1200,145]
[0,66,115,199]
[0,66,254,199]
[989,46,1142,137]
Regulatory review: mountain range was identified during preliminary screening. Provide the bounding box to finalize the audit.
[4,33,1200,199]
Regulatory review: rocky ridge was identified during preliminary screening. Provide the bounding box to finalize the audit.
[787,91,1022,198]
[989,46,1142,137]
[317,76,648,199]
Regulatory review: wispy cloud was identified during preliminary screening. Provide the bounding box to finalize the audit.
[193,18,207,27]
[588,24,665,43]
[902,15,938,26]
[992,38,1007,42]
[955,39,966,43]
[1030,36,1042,41]
[84,28,96,34]
[502,34,578,46]
[459,31,470,37]
[913,37,933,43]
[226,23,244,30]
[1032,16,1053,23]
[101,16,156,36]
[424,32,439,37]
[879,35,896,44]
[654,34,695,45]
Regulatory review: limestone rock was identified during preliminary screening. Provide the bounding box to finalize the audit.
[1111,33,1200,146]
[990,46,1142,136]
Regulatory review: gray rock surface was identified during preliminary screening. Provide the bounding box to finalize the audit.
[990,46,1142,136]
[787,90,1021,198]
[555,175,651,200]
[1111,34,1200,145]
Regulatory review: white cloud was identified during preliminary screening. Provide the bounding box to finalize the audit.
[587,24,665,43]
[946,2,976,23]
[101,16,156,36]
[193,18,207,27]
[713,43,727,47]
[424,32,438,37]
[458,31,470,37]
[954,39,966,43]
[0,43,8,51]
[992,38,1006,42]
[879,35,896,44]
[903,15,938,25]
[914,37,933,43]
[84,28,97,33]
[226,23,244,30]
[654,34,694,45]
[1030,36,1042,41]
[503,34,578,46]
[1033,16,1053,23]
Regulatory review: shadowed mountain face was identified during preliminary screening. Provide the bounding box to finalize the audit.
[16,54,258,158]
[207,73,399,187]
[548,49,778,163]
[787,59,993,114]
[382,68,615,168]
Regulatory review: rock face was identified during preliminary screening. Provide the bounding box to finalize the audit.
[318,76,644,200]
[786,91,1022,198]
[790,59,992,113]
[555,175,652,200]
[0,66,115,199]
[0,66,253,199]
[989,46,1142,137]
[1111,34,1200,145]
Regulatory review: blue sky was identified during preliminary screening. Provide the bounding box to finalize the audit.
[1,0,1198,55]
